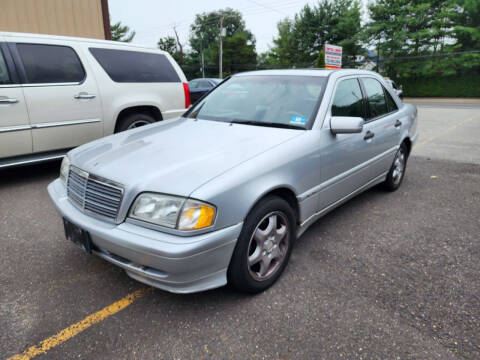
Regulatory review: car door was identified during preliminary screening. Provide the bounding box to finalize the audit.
[0,43,32,160]
[188,80,202,103]
[12,41,103,153]
[190,79,213,103]
[317,76,373,210]
[358,77,400,179]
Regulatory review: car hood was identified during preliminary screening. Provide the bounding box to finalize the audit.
[69,118,304,197]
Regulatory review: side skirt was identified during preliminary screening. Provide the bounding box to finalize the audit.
[0,149,69,169]
[297,172,388,238]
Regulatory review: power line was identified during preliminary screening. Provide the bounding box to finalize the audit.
[135,0,306,35]
[245,0,289,16]
[377,50,480,62]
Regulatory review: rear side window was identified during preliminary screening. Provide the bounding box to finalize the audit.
[198,80,212,88]
[89,48,180,83]
[385,88,398,112]
[362,78,388,119]
[189,80,199,89]
[331,78,364,117]
[17,43,85,84]
[0,49,11,84]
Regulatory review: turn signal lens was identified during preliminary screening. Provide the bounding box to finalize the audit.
[178,200,216,230]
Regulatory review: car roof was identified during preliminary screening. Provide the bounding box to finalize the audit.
[0,31,162,52]
[234,69,378,77]
[190,78,221,81]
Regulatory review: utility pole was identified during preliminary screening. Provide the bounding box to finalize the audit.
[219,15,224,79]
[200,34,205,78]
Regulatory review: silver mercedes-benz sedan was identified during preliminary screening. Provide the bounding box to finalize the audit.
[48,69,418,294]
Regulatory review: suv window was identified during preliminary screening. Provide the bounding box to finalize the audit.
[0,49,11,84]
[17,43,85,84]
[331,78,364,117]
[89,48,180,83]
[362,78,388,119]
[385,88,398,112]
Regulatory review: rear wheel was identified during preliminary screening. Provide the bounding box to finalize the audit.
[115,112,156,133]
[228,196,296,293]
[382,142,408,191]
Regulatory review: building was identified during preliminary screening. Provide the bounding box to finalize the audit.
[0,0,111,40]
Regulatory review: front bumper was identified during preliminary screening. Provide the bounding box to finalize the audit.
[48,179,242,294]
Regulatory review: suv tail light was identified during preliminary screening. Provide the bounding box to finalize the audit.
[183,82,191,108]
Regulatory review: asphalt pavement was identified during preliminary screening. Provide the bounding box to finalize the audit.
[1,100,479,359]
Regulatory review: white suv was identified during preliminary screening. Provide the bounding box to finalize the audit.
[0,32,190,168]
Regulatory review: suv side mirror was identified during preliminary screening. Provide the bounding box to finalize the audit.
[330,116,364,135]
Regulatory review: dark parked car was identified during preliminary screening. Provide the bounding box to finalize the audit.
[188,78,221,103]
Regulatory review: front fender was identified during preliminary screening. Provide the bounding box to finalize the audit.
[189,132,321,231]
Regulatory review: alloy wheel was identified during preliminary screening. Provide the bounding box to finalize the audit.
[247,211,290,281]
[392,148,406,185]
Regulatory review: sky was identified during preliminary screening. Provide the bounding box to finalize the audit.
[108,0,318,53]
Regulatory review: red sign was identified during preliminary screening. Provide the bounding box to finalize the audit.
[324,44,342,69]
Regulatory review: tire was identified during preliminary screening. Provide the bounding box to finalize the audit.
[382,142,408,191]
[228,196,296,293]
[115,112,156,133]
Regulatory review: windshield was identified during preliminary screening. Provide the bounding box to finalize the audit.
[188,75,327,129]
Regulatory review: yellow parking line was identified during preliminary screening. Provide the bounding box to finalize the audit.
[416,116,474,148]
[8,287,152,360]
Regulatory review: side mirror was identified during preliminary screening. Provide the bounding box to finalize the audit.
[398,84,403,90]
[330,116,364,135]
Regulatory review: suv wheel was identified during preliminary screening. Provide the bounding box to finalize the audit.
[228,196,296,293]
[115,112,156,133]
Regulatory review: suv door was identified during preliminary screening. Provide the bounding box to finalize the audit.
[0,43,32,160]
[12,41,103,153]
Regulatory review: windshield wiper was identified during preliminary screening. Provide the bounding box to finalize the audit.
[230,119,305,130]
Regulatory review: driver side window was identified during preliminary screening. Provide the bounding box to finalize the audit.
[0,49,11,85]
[331,78,364,118]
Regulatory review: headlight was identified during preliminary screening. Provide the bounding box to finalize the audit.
[129,193,216,230]
[60,156,70,184]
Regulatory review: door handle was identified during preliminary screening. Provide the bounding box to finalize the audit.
[364,131,375,141]
[394,119,402,128]
[74,93,96,100]
[0,98,19,104]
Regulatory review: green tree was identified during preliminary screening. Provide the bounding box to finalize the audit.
[365,0,477,78]
[110,22,136,42]
[212,32,257,75]
[157,36,177,54]
[316,49,326,68]
[267,19,296,65]
[189,8,256,76]
[268,0,363,67]
[157,36,184,64]
[453,0,480,50]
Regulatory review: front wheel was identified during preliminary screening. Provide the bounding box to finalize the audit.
[382,143,408,191]
[228,196,296,293]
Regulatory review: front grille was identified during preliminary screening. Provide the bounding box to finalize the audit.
[67,166,123,222]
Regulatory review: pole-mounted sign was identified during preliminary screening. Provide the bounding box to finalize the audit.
[324,44,342,69]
